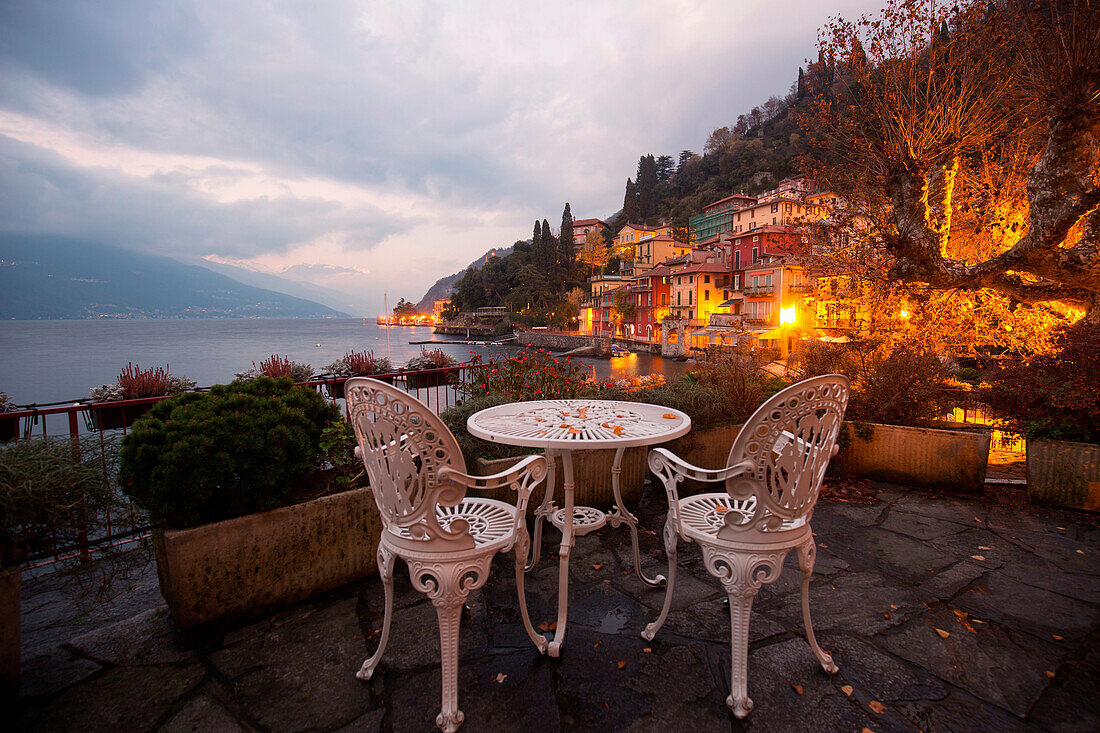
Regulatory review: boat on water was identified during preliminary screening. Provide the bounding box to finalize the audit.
[610,345,630,357]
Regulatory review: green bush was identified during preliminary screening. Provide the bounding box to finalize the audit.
[0,437,123,567]
[119,377,339,529]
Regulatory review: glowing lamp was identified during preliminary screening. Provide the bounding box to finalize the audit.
[780,306,796,325]
[899,310,909,319]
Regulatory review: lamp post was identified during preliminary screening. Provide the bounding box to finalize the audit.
[779,305,796,361]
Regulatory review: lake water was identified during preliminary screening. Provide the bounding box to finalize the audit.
[0,319,687,406]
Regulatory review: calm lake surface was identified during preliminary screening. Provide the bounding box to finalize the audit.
[0,319,687,405]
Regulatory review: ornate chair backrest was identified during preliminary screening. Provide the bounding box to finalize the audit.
[723,375,849,534]
[345,377,472,549]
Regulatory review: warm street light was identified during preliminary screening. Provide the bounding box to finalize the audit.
[780,306,796,325]
[899,310,910,319]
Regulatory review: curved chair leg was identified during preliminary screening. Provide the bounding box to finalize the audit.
[641,516,679,641]
[797,538,838,674]
[608,446,664,587]
[514,525,548,654]
[409,555,493,733]
[357,544,395,681]
[726,589,756,718]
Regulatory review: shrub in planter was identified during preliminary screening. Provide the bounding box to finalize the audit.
[403,347,458,389]
[980,323,1100,444]
[86,364,196,431]
[322,350,394,397]
[119,377,339,529]
[235,354,314,383]
[792,341,952,427]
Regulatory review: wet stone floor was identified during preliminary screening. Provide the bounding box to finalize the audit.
[14,480,1100,732]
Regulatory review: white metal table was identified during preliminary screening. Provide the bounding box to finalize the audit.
[468,399,691,656]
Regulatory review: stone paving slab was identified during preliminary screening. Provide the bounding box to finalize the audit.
[16,479,1100,732]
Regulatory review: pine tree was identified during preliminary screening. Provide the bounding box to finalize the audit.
[622,179,639,224]
[677,150,695,172]
[559,203,575,282]
[797,67,806,98]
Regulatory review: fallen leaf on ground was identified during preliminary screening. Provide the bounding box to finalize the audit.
[494,673,507,683]
[868,700,887,714]
[978,546,991,550]
[1044,670,1055,678]
[841,685,853,696]
[592,563,603,570]
[1076,549,1084,554]
[792,684,804,695]
[883,611,892,619]
[616,660,626,669]
[862,729,876,733]
[643,647,652,653]
[1052,634,1063,641]
[971,555,986,561]
[890,604,898,610]
[934,628,950,638]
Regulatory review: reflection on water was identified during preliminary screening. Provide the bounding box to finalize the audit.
[0,319,692,405]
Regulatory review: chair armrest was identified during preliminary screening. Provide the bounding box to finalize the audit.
[648,448,754,484]
[438,455,548,517]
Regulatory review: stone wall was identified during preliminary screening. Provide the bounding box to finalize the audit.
[515,332,599,351]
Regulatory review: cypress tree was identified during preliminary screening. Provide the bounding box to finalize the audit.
[559,203,575,282]
[636,154,657,223]
[532,220,541,266]
[622,178,639,224]
[540,218,557,281]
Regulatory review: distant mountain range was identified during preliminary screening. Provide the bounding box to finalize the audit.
[0,236,347,320]
[415,245,515,311]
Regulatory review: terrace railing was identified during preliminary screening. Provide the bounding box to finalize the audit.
[4,363,483,571]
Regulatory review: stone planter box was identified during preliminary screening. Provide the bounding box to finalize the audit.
[152,486,383,631]
[837,422,990,492]
[0,567,18,700]
[323,375,395,400]
[1027,439,1100,511]
[474,447,649,510]
[86,402,152,431]
[404,368,456,390]
[0,414,19,443]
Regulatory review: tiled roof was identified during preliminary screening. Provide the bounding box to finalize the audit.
[572,218,606,228]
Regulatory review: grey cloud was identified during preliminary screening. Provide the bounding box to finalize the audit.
[0,135,403,258]
[0,0,201,97]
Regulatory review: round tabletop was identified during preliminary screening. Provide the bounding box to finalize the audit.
[467,398,691,450]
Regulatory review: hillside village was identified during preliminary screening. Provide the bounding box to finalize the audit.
[435,173,849,361]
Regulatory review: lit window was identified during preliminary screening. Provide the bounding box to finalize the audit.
[704,274,710,283]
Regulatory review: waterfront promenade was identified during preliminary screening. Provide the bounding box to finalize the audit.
[17,479,1100,732]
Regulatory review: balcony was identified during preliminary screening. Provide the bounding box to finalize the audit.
[788,283,815,293]
[743,286,775,297]
[742,315,773,325]
[709,313,743,327]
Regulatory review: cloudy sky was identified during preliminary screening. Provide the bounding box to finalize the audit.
[0,0,882,316]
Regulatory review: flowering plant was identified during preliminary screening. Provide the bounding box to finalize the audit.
[404,347,458,371]
[458,347,592,401]
[88,363,195,402]
[236,355,313,383]
[324,350,393,377]
[0,392,17,413]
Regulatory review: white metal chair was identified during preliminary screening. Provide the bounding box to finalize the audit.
[344,377,548,732]
[642,375,850,718]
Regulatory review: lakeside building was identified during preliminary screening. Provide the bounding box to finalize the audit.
[571,217,607,241]
[576,177,854,358]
